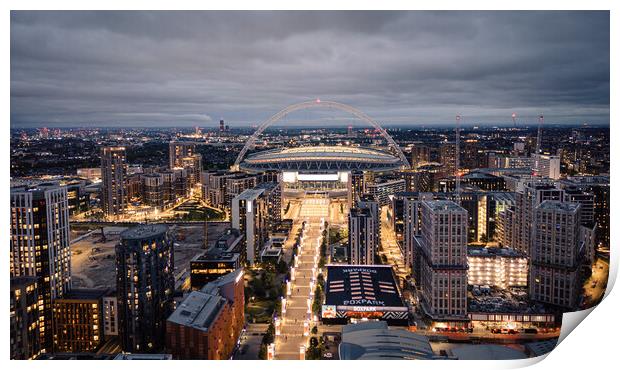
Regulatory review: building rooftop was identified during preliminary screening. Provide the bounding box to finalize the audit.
[339,321,436,360]
[324,265,405,309]
[234,187,265,201]
[468,247,526,258]
[423,200,466,212]
[120,224,168,240]
[167,290,227,332]
[537,200,580,212]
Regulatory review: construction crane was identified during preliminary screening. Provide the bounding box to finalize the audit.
[455,114,461,205]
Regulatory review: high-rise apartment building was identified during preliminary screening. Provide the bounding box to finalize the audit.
[142,173,164,210]
[348,207,377,265]
[100,146,128,217]
[530,201,582,310]
[439,142,456,178]
[347,170,365,208]
[410,143,431,169]
[10,183,72,351]
[416,200,468,322]
[52,289,107,353]
[169,142,196,169]
[231,188,268,265]
[514,181,564,254]
[10,277,41,360]
[116,224,175,353]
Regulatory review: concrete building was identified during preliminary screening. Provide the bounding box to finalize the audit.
[166,269,245,360]
[530,201,582,310]
[116,224,175,353]
[10,277,41,360]
[100,146,128,217]
[10,183,71,352]
[416,200,468,323]
[348,207,377,265]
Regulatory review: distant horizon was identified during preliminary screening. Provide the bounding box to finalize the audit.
[11,11,609,128]
[10,121,610,130]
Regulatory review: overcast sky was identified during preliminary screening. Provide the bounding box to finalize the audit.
[10,11,610,128]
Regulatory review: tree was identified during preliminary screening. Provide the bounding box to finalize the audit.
[258,343,267,360]
[263,322,275,345]
[311,325,318,335]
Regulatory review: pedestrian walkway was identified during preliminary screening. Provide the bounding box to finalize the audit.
[274,199,325,359]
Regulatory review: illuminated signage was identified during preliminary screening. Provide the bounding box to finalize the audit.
[322,305,337,318]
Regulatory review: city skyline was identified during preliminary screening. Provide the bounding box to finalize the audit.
[11,11,610,128]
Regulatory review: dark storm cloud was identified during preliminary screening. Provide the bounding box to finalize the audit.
[10,11,610,127]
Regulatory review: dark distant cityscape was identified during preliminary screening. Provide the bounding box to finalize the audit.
[9,10,610,362]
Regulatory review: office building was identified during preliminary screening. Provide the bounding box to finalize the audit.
[348,207,377,265]
[10,277,41,360]
[100,146,128,216]
[166,269,244,360]
[116,224,175,353]
[530,201,582,310]
[416,200,468,322]
[10,183,71,351]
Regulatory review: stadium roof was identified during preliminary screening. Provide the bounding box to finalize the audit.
[339,321,436,360]
[240,146,402,173]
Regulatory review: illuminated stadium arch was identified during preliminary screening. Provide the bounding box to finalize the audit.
[233,100,411,169]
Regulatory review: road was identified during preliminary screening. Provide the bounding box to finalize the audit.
[379,206,408,281]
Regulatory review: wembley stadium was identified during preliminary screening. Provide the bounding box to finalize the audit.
[239,146,403,173]
[232,100,410,195]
